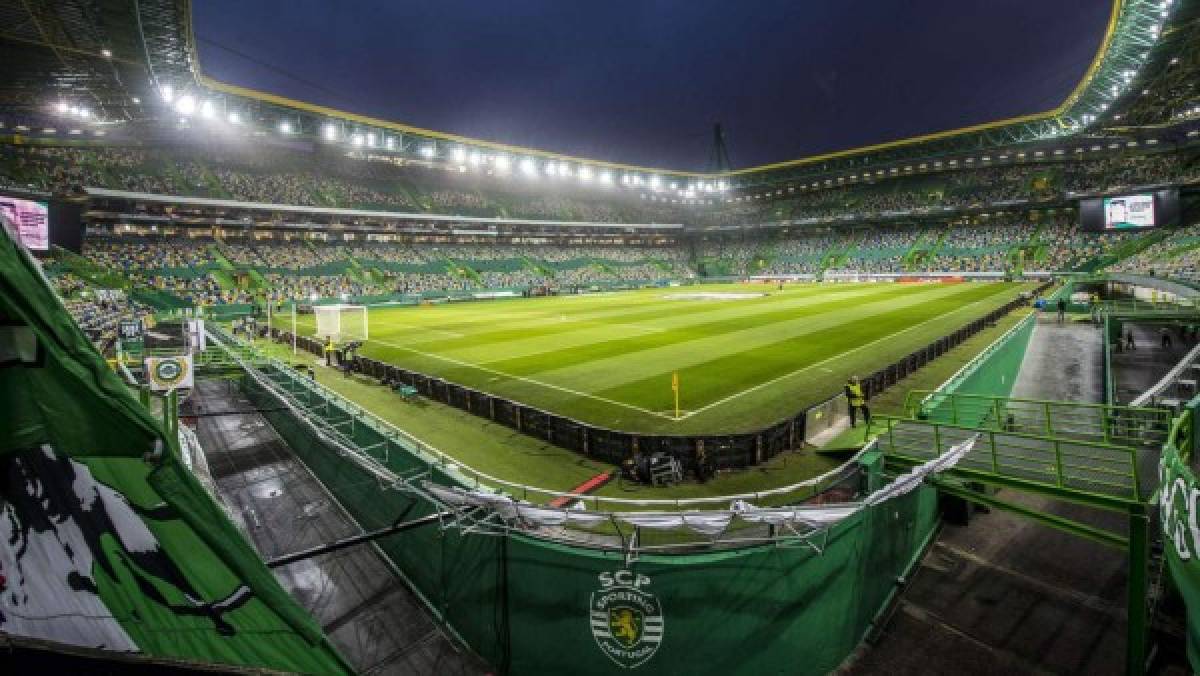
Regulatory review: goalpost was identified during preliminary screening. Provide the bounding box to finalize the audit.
[312,304,369,342]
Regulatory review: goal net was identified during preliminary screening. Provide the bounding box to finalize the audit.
[313,304,368,342]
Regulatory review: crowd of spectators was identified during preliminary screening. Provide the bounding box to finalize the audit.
[1108,222,1200,279]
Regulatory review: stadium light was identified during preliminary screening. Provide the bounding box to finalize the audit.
[452,146,466,163]
[579,166,593,182]
[55,101,68,114]
[559,163,572,178]
[131,96,140,104]
[227,111,241,124]
[279,120,293,134]
[649,175,661,189]
[520,158,538,177]
[101,48,112,58]
[469,151,482,166]
[199,100,215,119]
[419,144,435,158]
[174,94,196,116]
[78,108,91,119]
[323,123,338,141]
[385,137,396,150]
[366,132,377,147]
[351,133,364,146]
[599,171,613,185]
[544,161,557,176]
[159,84,174,103]
[494,155,511,172]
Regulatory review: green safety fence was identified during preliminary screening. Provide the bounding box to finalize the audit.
[241,362,942,675]
[914,311,1035,427]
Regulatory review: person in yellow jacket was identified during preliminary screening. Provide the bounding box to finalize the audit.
[324,336,336,367]
[845,376,871,428]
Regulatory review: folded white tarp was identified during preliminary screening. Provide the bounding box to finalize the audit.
[418,433,980,537]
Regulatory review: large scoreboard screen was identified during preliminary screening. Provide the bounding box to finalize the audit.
[1103,194,1155,229]
[0,195,50,250]
[1080,189,1180,232]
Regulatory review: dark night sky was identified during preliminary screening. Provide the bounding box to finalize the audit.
[193,0,1112,170]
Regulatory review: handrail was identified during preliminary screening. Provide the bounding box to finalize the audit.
[1131,340,1200,408]
[907,389,1170,416]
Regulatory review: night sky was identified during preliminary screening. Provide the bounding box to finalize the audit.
[193,0,1112,170]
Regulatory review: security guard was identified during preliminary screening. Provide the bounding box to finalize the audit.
[845,376,870,428]
[324,336,336,367]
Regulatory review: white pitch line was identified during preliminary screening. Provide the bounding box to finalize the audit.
[370,338,677,419]
[383,323,465,339]
[678,293,1012,420]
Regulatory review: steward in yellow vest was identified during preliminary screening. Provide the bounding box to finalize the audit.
[845,376,871,428]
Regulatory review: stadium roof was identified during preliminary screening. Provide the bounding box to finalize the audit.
[1,0,1198,188]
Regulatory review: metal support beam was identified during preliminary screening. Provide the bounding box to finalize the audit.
[265,509,451,568]
[926,478,1128,549]
[1128,502,1149,676]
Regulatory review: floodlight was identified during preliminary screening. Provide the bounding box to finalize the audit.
[323,123,338,140]
[366,132,376,147]
[385,137,395,150]
[131,97,140,104]
[452,147,466,163]
[55,101,68,114]
[494,155,511,171]
[649,175,660,189]
[420,144,435,158]
[351,133,364,146]
[101,48,112,58]
[227,111,241,124]
[545,161,557,176]
[559,164,572,177]
[175,94,195,115]
[579,166,593,182]
[160,84,174,103]
[520,158,537,176]
[599,171,613,185]
[199,100,215,119]
[279,120,293,134]
[469,151,482,166]
[79,108,91,119]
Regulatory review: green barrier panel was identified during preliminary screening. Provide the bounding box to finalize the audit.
[917,313,1035,428]
[243,367,941,675]
[1159,403,1200,673]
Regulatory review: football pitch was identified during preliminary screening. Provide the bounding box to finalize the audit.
[286,281,1033,434]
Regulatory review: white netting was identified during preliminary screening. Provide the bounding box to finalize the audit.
[313,304,368,342]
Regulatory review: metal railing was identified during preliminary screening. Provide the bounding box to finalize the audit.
[871,414,1151,504]
[904,390,1172,450]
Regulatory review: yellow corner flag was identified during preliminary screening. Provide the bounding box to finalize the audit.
[672,371,680,419]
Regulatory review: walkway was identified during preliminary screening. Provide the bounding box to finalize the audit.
[184,378,486,675]
[848,315,1178,674]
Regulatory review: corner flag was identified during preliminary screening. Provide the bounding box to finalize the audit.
[672,371,680,419]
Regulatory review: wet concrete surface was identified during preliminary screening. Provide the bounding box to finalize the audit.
[846,316,1188,675]
[184,378,487,675]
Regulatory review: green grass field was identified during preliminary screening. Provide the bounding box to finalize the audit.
[281,281,1032,434]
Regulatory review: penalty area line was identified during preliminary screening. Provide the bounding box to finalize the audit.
[370,338,677,420]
